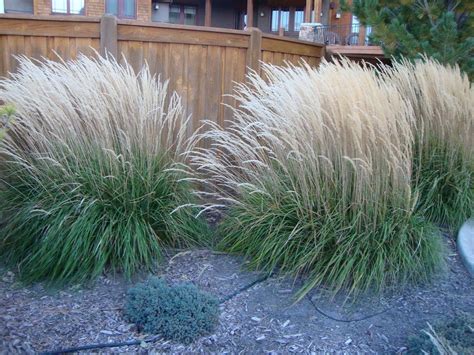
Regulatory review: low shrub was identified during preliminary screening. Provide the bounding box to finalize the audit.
[124,277,219,344]
[407,314,474,354]
[0,55,209,284]
[186,60,445,299]
[386,59,474,230]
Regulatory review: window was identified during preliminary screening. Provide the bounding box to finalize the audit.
[351,15,360,33]
[271,8,290,32]
[294,9,304,31]
[168,5,197,25]
[52,0,85,15]
[106,0,136,19]
[4,0,34,13]
[365,25,372,45]
[271,10,279,32]
[280,9,289,31]
[183,6,196,26]
[169,5,181,24]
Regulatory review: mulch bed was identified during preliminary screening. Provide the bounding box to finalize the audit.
[1,236,473,353]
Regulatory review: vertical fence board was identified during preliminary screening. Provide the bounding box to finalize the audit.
[205,45,223,129]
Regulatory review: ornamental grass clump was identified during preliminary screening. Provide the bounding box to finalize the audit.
[0,105,15,141]
[186,60,444,299]
[385,59,473,230]
[0,55,209,284]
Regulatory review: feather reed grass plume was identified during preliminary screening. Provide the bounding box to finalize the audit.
[0,55,209,284]
[187,59,444,299]
[385,59,473,229]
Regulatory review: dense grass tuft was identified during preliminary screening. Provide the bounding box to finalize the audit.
[0,55,209,284]
[386,59,473,230]
[407,313,474,354]
[187,60,445,299]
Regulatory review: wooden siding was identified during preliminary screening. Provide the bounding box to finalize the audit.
[0,14,325,132]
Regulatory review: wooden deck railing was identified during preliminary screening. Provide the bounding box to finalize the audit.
[0,14,325,129]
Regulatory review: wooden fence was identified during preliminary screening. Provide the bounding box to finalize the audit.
[0,14,325,129]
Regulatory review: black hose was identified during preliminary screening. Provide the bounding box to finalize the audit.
[306,293,391,322]
[218,273,271,304]
[41,274,390,354]
[41,273,271,354]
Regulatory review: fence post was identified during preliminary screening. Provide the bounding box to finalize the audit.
[100,14,118,59]
[358,25,367,46]
[246,28,262,75]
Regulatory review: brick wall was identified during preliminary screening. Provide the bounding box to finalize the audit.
[35,0,51,15]
[87,0,105,16]
[34,1,151,21]
[328,0,352,27]
[137,0,151,22]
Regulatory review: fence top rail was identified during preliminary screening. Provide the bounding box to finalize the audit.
[0,13,100,23]
[0,14,325,50]
[118,19,251,37]
[262,32,325,50]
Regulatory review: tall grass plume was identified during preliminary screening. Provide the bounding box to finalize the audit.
[0,55,209,284]
[385,59,473,230]
[186,60,445,299]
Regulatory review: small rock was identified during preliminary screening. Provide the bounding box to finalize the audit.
[345,338,352,345]
[2,271,15,283]
[256,335,265,341]
[251,317,262,323]
[380,334,389,343]
[117,324,135,333]
[284,333,302,338]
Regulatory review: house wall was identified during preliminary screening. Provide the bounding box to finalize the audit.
[152,0,206,25]
[151,2,169,22]
[136,0,150,21]
[257,4,271,32]
[330,0,352,26]
[211,3,236,29]
[35,0,151,20]
[36,0,51,15]
[255,2,307,38]
[1,0,356,36]
[88,0,105,16]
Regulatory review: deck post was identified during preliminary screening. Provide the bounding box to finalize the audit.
[314,0,321,22]
[246,27,262,74]
[246,0,253,28]
[305,0,312,23]
[358,25,367,45]
[204,0,212,27]
[100,14,118,59]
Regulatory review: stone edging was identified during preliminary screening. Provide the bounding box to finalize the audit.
[458,218,474,277]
